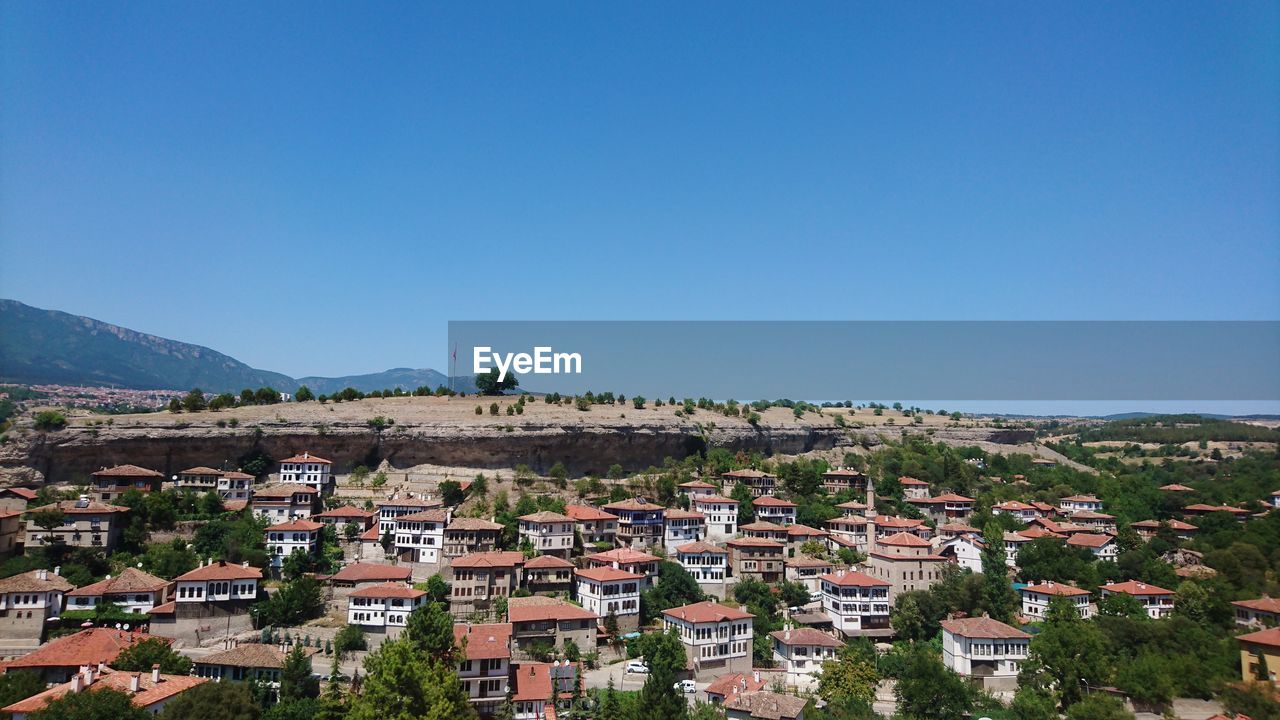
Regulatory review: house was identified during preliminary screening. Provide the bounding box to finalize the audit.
[347,583,427,634]
[65,567,170,614]
[991,501,1042,523]
[277,452,333,493]
[1059,495,1103,515]
[678,480,717,498]
[1272,490,1280,509]
[938,534,985,573]
[1065,533,1118,561]
[676,541,729,587]
[662,600,754,679]
[898,476,930,500]
[376,497,444,534]
[584,547,661,588]
[90,465,164,502]
[784,555,833,599]
[506,596,597,658]
[663,508,706,552]
[522,554,576,595]
[1159,484,1195,493]
[1070,511,1117,534]
[1233,597,1280,627]
[1130,518,1197,541]
[752,496,798,526]
[724,690,807,720]
[564,505,618,547]
[936,522,980,541]
[785,524,829,551]
[1183,504,1252,520]
[602,498,665,548]
[726,537,785,583]
[941,616,1030,690]
[218,471,254,506]
[510,661,583,720]
[312,506,376,532]
[822,468,867,495]
[0,569,73,643]
[824,516,868,551]
[705,671,770,705]
[771,627,841,685]
[518,511,575,558]
[1237,626,1280,684]
[453,623,512,717]
[740,521,789,543]
[865,532,947,596]
[157,558,261,641]
[1020,582,1095,620]
[265,519,323,570]
[2,664,206,719]
[721,469,776,498]
[694,494,740,542]
[835,500,868,518]
[819,570,892,637]
[193,643,312,696]
[173,466,224,494]
[25,497,129,551]
[392,508,451,564]
[1003,531,1041,569]
[444,518,505,559]
[1100,581,1174,619]
[0,511,23,561]
[574,567,641,632]
[449,551,525,618]
[327,562,413,590]
[0,487,36,513]
[906,493,975,524]
[3,628,158,683]
[249,485,319,523]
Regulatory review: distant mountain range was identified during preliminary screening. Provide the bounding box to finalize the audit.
[0,299,471,394]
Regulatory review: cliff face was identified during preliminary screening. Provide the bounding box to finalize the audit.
[1,421,1035,486]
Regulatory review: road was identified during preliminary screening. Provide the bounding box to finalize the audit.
[580,663,711,704]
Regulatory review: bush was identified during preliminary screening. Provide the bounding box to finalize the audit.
[33,411,67,431]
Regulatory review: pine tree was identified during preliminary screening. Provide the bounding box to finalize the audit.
[981,521,1018,622]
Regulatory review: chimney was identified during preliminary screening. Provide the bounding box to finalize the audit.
[753,670,760,683]
[70,674,84,693]
[243,561,249,568]
[37,569,47,581]
[129,674,141,693]
[151,664,161,683]
[97,662,106,675]
[784,630,791,641]
[53,566,61,576]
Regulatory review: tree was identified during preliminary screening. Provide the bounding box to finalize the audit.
[402,601,457,662]
[890,592,931,641]
[815,645,878,706]
[280,645,319,703]
[1114,651,1173,711]
[111,637,191,675]
[333,625,367,658]
[631,629,687,720]
[474,369,519,395]
[894,645,973,720]
[439,480,465,506]
[422,574,450,605]
[33,411,67,431]
[599,677,621,720]
[731,481,755,525]
[1021,596,1111,708]
[158,680,260,720]
[182,388,207,413]
[1172,580,1212,623]
[253,576,323,627]
[168,398,183,413]
[29,509,67,541]
[294,386,315,402]
[1009,686,1058,720]
[29,688,151,720]
[981,522,1018,622]
[0,671,45,708]
[1064,694,1134,720]
[639,561,705,624]
[1097,592,1147,621]
[346,639,475,720]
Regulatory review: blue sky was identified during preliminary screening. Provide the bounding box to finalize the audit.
[2,2,1278,382]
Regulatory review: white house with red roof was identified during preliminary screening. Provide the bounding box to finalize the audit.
[510,661,582,720]
[662,600,754,679]
[217,471,254,505]
[663,508,706,552]
[0,568,74,643]
[1100,581,1175,619]
[574,567,641,631]
[678,480,717,498]
[66,567,170,614]
[898,476,930,499]
[392,508,451,564]
[991,501,1043,523]
[941,616,1030,690]
[1130,518,1197,541]
[694,494,739,542]
[172,560,262,605]
[1065,532,1118,561]
[506,596,598,658]
[2,627,159,683]
[453,623,512,717]
[771,627,842,685]
[376,496,444,534]
[906,492,975,523]
[585,547,661,587]
[2,664,206,719]
[327,562,413,590]
[1059,494,1103,515]
[720,469,776,498]
[522,554,576,595]
[602,497,665,547]
[249,484,319,523]
[785,555,834,599]
[90,464,164,502]
[938,533,985,573]
[819,569,892,637]
[675,540,729,587]
[1233,596,1280,627]
[266,518,323,570]
[563,505,618,547]
[277,452,333,494]
[752,496,797,526]
[865,531,947,596]
[705,671,771,705]
[1020,581,1095,620]
[517,511,575,558]
[347,583,427,633]
[312,505,376,531]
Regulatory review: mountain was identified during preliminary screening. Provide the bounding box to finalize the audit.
[0,299,467,394]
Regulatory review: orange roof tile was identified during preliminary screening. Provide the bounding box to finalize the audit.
[265,519,323,532]
[2,669,206,714]
[451,551,525,569]
[67,568,168,597]
[752,496,797,508]
[564,505,619,522]
[91,465,164,478]
[279,453,331,464]
[1021,581,1090,597]
[453,623,513,660]
[329,563,412,583]
[174,561,262,582]
[769,628,841,647]
[1101,580,1173,596]
[348,583,425,600]
[821,570,889,587]
[575,567,643,583]
[675,541,728,555]
[5,629,161,669]
[941,617,1030,639]
[662,601,753,623]
[508,597,598,623]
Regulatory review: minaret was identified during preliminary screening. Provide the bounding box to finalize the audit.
[863,476,876,554]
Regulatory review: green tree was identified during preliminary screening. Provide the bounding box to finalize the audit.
[333,625,366,658]
[402,601,458,662]
[280,645,319,703]
[631,629,687,720]
[894,645,973,720]
[815,645,878,706]
[639,561,705,624]
[111,637,192,674]
[474,369,519,395]
[33,411,68,431]
[294,386,315,402]
[439,480,465,506]
[29,509,67,540]
[1009,686,1058,720]
[29,688,150,720]
[1022,596,1111,708]
[346,639,476,720]
[1097,592,1147,620]
[0,671,45,708]
[1064,694,1134,720]
[158,680,260,720]
[731,481,755,525]
[182,388,208,412]
[1114,651,1173,711]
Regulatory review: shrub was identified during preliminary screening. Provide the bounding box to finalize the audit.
[33,411,67,431]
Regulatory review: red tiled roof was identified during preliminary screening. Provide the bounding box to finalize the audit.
[575,567,643,583]
[1066,533,1114,549]
[786,524,828,537]
[251,484,318,499]
[359,526,381,541]
[453,623,512,660]
[564,505,618,522]
[1061,495,1100,503]
[739,521,786,532]
[602,498,664,512]
[68,568,168,597]
[265,519,323,532]
[835,501,868,510]
[92,465,164,478]
[329,563,412,583]
[511,662,581,703]
[706,671,768,698]
[941,617,1030,639]
[519,511,574,523]
[28,499,129,515]
[178,466,223,476]
[693,494,737,505]
[507,597,598,623]
[586,548,660,565]
[676,541,728,555]
[877,531,931,547]
[1,487,37,500]
[1021,581,1090,597]
[662,600,753,623]
[1238,626,1280,649]
[222,471,255,480]
[1130,518,1196,531]
[348,583,425,600]
[1233,597,1280,614]
[1101,580,1173,596]
[723,690,807,720]
[752,496,797,508]
[397,509,451,523]
[898,476,928,485]
[175,561,262,582]
[932,493,975,503]
[524,554,575,569]
[279,453,331,464]
[994,501,1036,511]
[938,522,979,533]
[446,517,504,531]
[149,601,175,615]
[770,628,841,647]
[5,629,161,669]
[0,569,75,594]
[679,480,716,489]
[314,506,375,519]
[663,508,705,520]
[1159,484,1194,492]
[785,555,833,568]
[2,669,206,714]
[725,537,784,549]
[451,551,525,569]
[820,570,889,587]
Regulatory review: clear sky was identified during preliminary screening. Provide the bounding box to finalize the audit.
[2,2,1277,381]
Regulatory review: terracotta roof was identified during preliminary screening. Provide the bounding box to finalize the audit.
[575,567,643,583]
[898,476,928,486]
[265,519,323,532]
[820,570,889,587]
[511,661,582,702]
[693,494,738,505]
[586,548,660,565]
[663,508,705,520]
[723,469,773,478]
[451,551,525,569]
[662,600,753,624]
[251,484,318,499]
[994,501,1037,511]
[1101,580,1173,596]
[222,471,255,480]
[453,623,513,660]
[602,498,664,512]
[349,583,425,600]
[359,526,381,541]
[68,568,168,597]
[29,499,129,515]
[679,480,716,489]
[1,669,206,714]
[1130,518,1196,531]
[1159,483,1195,492]
[784,555,832,568]
[175,561,262,582]
[752,496,797,508]
[723,691,807,720]
[396,509,451,523]
[706,671,769,698]
[519,511,574,523]
[786,524,828,537]
[1017,526,1064,540]
[874,515,925,528]
[676,540,728,555]
[0,569,75,594]
[931,493,975,503]
[564,505,619,521]
[877,531,931,547]
[223,500,248,512]
[1021,581,1090,597]
[5,629,159,669]
[279,453,331,464]
[1061,495,1101,503]
[329,563,412,583]
[178,466,223,476]
[149,601,175,615]
[1232,597,1280,614]
[92,464,164,478]
[739,521,787,532]
[508,596,598,623]
[1066,533,1114,549]
[196,643,304,669]
[0,487,37,499]
[524,554,575,569]
[446,517,504,531]
[1072,510,1115,520]
[941,616,1030,639]
[725,537,785,549]
[1238,626,1280,649]
[824,469,864,477]
[313,506,375,519]
[938,522,980,533]
[835,501,868,510]
[770,628,841,647]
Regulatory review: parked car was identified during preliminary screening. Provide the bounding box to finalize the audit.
[625,660,650,674]
[673,679,697,694]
